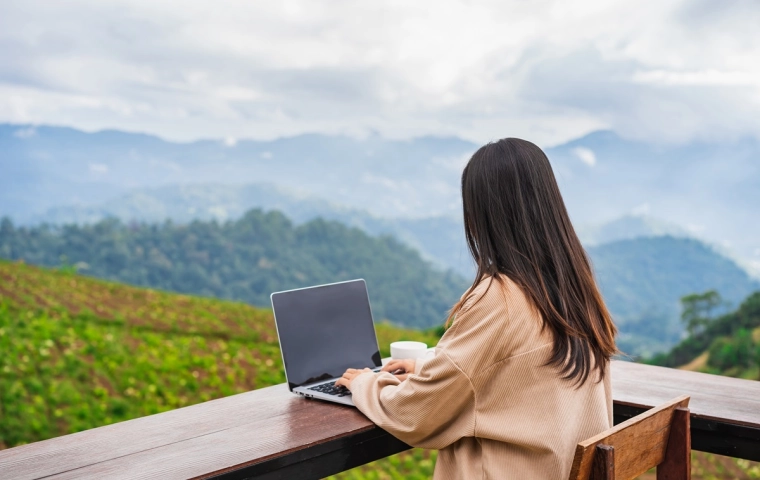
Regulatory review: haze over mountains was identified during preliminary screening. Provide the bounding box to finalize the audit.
[2,211,758,358]
[2,123,759,356]
[15,182,698,278]
[2,123,758,276]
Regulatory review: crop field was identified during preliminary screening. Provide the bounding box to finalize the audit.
[0,260,757,479]
[0,260,441,477]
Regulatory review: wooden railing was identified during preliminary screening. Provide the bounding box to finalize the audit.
[1,361,759,479]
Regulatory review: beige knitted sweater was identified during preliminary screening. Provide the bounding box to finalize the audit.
[349,276,612,479]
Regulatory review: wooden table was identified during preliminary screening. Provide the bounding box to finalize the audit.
[611,361,760,463]
[1,361,758,479]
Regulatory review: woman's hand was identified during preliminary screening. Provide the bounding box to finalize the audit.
[382,359,416,382]
[335,368,372,389]
[335,359,417,389]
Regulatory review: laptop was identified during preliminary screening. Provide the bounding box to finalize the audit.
[270,279,383,406]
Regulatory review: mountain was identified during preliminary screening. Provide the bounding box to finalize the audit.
[577,215,689,246]
[0,124,476,222]
[546,131,760,276]
[588,236,760,357]
[31,183,353,226]
[3,124,759,274]
[25,180,750,291]
[0,210,468,329]
[649,290,760,380]
[3,207,758,355]
[28,183,473,275]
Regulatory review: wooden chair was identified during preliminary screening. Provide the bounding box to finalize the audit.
[568,395,691,480]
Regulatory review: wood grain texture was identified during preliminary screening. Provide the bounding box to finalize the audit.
[0,385,381,480]
[1,360,758,480]
[590,444,614,480]
[0,385,310,480]
[657,408,691,480]
[568,395,690,480]
[46,398,381,479]
[611,361,760,428]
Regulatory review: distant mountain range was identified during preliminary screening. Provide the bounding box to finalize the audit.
[20,180,701,278]
[2,123,759,356]
[23,182,474,275]
[576,215,689,247]
[546,131,760,276]
[2,209,758,357]
[2,123,758,275]
[0,210,468,330]
[587,237,759,357]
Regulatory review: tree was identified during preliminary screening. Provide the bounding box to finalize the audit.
[680,290,723,336]
[707,329,756,372]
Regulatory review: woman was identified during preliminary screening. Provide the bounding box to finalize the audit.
[336,138,617,479]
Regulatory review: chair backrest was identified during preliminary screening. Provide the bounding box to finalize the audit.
[568,395,691,480]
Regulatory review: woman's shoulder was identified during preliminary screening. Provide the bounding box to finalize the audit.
[443,274,549,376]
[458,274,531,315]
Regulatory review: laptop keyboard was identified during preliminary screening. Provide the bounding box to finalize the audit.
[307,382,352,397]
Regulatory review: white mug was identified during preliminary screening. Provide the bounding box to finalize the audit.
[391,341,433,360]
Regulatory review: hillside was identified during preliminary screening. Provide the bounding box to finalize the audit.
[0,261,439,455]
[4,211,758,355]
[27,183,472,276]
[587,237,760,357]
[0,210,468,329]
[649,291,760,379]
[3,261,757,478]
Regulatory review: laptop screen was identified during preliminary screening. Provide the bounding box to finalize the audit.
[271,279,382,390]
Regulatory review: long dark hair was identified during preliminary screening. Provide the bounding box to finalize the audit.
[449,138,617,385]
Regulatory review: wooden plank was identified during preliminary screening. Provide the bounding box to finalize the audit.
[657,408,691,480]
[0,385,321,480]
[569,395,689,480]
[1,360,759,480]
[613,361,760,463]
[590,444,614,480]
[202,428,409,480]
[614,403,760,463]
[44,394,394,479]
[611,361,760,428]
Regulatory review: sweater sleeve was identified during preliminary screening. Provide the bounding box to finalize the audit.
[413,356,431,374]
[349,351,475,449]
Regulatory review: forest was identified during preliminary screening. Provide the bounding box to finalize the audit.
[650,290,760,380]
[0,211,468,329]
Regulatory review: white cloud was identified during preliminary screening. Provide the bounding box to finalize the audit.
[686,223,706,234]
[0,0,758,145]
[13,126,36,139]
[747,260,760,279]
[89,163,109,173]
[631,203,650,216]
[361,173,399,190]
[572,147,597,167]
[632,69,760,87]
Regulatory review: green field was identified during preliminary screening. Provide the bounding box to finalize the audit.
[1,260,758,479]
[0,260,442,477]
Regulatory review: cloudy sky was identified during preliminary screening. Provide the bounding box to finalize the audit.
[1,0,759,145]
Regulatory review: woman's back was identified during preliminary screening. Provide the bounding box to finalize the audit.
[352,275,612,479]
[341,137,616,479]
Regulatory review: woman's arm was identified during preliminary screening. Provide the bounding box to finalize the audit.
[345,278,520,449]
[348,352,475,449]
